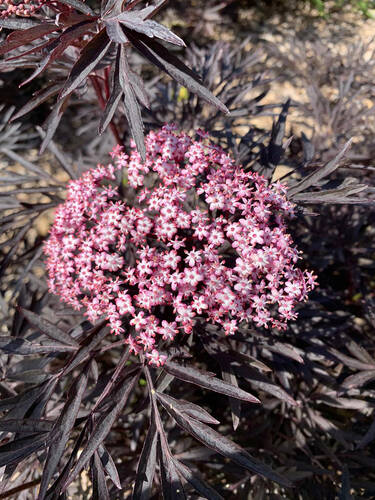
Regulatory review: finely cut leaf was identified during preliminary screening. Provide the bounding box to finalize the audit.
[40,97,70,154]
[220,363,241,430]
[173,458,223,500]
[20,21,95,87]
[288,139,352,197]
[0,17,40,29]
[0,433,48,467]
[59,29,112,100]
[120,47,146,161]
[234,364,298,406]
[38,370,89,500]
[62,321,108,376]
[156,392,219,425]
[98,445,122,490]
[128,70,150,109]
[92,451,110,500]
[0,337,75,355]
[115,12,185,46]
[58,0,94,16]
[0,380,52,412]
[158,438,186,500]
[163,360,260,403]
[44,427,86,498]
[20,308,78,346]
[132,422,158,499]
[99,48,123,134]
[123,29,229,115]
[0,419,53,434]
[157,396,292,488]
[62,372,139,491]
[266,342,304,364]
[0,23,58,56]
[342,370,375,389]
[11,84,62,122]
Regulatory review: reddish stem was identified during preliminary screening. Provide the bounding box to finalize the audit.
[89,74,121,145]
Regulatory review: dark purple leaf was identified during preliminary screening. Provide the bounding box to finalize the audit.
[115,11,185,46]
[40,96,70,154]
[260,99,289,171]
[0,220,34,278]
[128,69,150,109]
[57,0,95,16]
[156,392,219,425]
[99,48,123,134]
[7,364,48,384]
[20,308,78,346]
[122,29,229,115]
[38,370,89,500]
[20,21,95,87]
[346,340,375,365]
[0,419,53,434]
[44,426,86,498]
[5,38,54,63]
[266,342,304,364]
[173,458,223,500]
[220,364,241,430]
[0,337,75,355]
[90,358,99,386]
[0,433,48,467]
[119,46,146,161]
[59,29,112,100]
[0,17,40,29]
[62,372,139,491]
[61,321,108,376]
[328,347,375,371]
[158,438,186,500]
[92,351,137,412]
[98,445,121,490]
[10,83,61,121]
[0,380,51,412]
[0,23,59,56]
[132,422,158,499]
[158,398,292,488]
[163,360,260,404]
[104,18,129,43]
[288,139,352,197]
[234,364,298,406]
[92,451,110,500]
[291,183,368,204]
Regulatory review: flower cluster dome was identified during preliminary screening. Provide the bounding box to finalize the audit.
[44,125,316,365]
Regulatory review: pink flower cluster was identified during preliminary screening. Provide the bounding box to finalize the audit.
[0,0,48,18]
[44,125,316,366]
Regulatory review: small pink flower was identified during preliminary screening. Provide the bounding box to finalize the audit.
[146,349,167,367]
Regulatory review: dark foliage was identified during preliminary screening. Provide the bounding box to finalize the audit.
[0,0,228,158]
[265,37,375,162]
[1,3,375,499]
